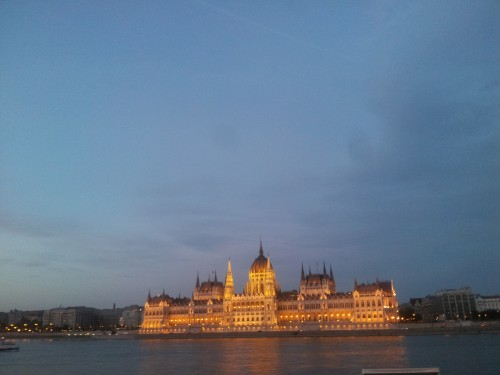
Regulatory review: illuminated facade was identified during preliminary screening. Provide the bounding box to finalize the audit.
[352,279,398,323]
[140,242,398,334]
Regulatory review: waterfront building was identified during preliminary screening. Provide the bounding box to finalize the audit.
[300,262,335,296]
[98,307,125,328]
[226,243,280,330]
[353,279,398,324]
[409,287,478,322]
[7,309,43,325]
[140,242,399,334]
[475,295,500,312]
[193,271,224,301]
[42,307,98,330]
[436,287,476,320]
[120,305,143,329]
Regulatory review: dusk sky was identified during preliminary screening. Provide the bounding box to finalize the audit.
[1,1,499,312]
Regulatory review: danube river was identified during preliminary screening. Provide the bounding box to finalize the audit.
[1,334,499,375]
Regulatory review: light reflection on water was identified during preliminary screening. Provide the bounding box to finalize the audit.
[136,336,408,375]
[1,334,498,375]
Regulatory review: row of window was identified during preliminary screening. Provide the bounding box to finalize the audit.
[279,302,353,310]
[232,306,265,311]
[146,307,227,316]
[278,314,351,322]
[233,311,264,317]
[232,301,265,307]
[145,310,165,316]
[234,316,269,323]
[329,303,353,308]
[356,313,383,319]
[355,300,382,308]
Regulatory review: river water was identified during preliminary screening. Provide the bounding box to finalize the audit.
[1,334,498,375]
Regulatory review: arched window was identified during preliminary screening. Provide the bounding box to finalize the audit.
[361,301,364,307]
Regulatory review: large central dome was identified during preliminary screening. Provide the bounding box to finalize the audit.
[250,241,273,273]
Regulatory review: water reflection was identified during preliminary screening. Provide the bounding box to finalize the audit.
[3,335,497,375]
[136,336,409,375]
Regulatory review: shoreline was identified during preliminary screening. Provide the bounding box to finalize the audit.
[3,323,500,340]
[137,324,500,339]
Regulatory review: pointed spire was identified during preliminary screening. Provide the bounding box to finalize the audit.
[208,273,211,282]
[214,270,218,283]
[323,260,327,276]
[301,263,305,281]
[354,278,358,289]
[196,272,200,288]
[162,289,166,297]
[224,258,234,298]
[259,238,264,256]
[266,255,271,270]
[147,290,152,302]
[308,265,312,276]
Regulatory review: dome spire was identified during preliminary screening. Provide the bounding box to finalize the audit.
[259,238,264,256]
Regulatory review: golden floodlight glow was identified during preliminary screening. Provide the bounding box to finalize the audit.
[140,248,398,334]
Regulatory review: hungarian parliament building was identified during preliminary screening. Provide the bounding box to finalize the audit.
[140,242,398,334]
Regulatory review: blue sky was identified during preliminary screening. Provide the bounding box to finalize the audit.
[1,0,499,311]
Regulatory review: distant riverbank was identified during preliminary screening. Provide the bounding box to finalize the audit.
[136,323,500,340]
[3,322,500,340]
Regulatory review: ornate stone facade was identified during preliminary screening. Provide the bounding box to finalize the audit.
[140,242,398,334]
[352,279,398,324]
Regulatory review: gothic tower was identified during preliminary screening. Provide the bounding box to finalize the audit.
[223,258,234,329]
[224,258,234,299]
